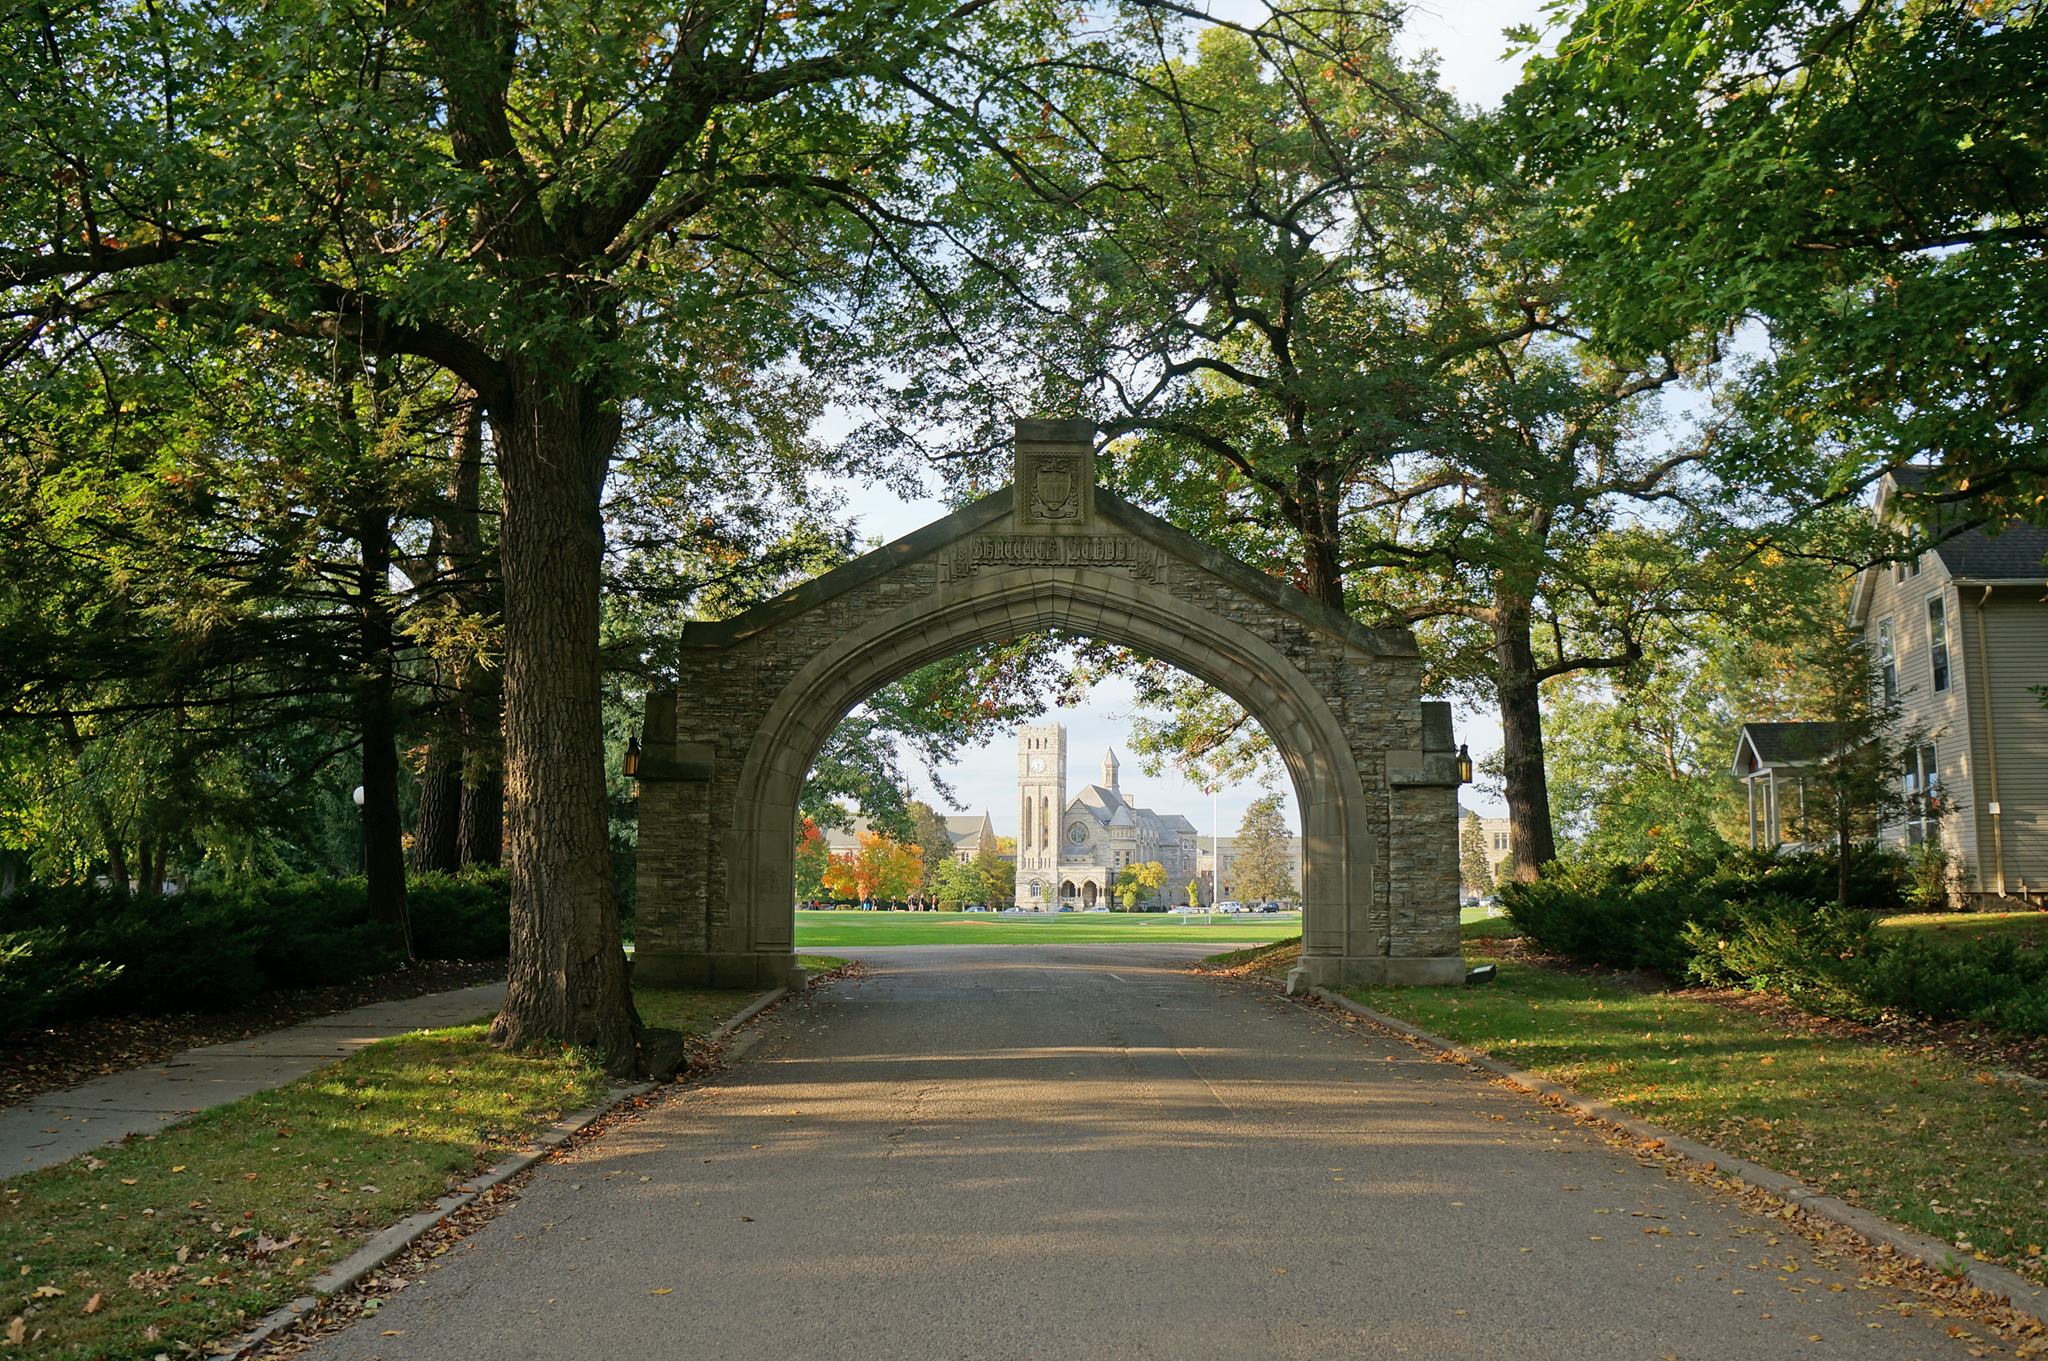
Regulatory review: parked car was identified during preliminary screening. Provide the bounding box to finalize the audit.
[1216,900,1244,913]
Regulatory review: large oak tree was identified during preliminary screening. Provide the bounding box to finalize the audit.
[3,0,1111,1070]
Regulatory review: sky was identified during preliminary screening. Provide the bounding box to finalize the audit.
[814,0,1549,836]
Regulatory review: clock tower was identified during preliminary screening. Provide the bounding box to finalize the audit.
[1015,723,1066,906]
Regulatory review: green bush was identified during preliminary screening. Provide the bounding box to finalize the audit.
[0,870,508,1033]
[1849,933,2048,1034]
[1681,893,1871,1005]
[1503,840,2046,1037]
[1501,859,1698,974]
[0,930,123,1033]
[1502,843,1910,977]
[409,869,511,959]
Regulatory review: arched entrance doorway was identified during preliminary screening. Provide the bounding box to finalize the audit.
[632,421,1466,993]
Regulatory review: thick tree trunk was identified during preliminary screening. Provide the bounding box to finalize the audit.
[1493,596,1558,882]
[484,368,639,1073]
[411,758,462,873]
[357,507,412,954]
[1301,531,1345,611]
[459,753,504,867]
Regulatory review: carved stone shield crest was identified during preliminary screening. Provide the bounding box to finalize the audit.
[1031,457,1081,520]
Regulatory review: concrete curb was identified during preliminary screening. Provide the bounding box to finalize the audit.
[225,983,794,1358]
[1309,986,2048,1329]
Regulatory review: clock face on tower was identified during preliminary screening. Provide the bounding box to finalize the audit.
[1029,756,1047,774]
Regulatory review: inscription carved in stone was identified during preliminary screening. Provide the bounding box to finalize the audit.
[941,534,1167,585]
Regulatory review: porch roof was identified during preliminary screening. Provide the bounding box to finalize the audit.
[1729,722,1852,778]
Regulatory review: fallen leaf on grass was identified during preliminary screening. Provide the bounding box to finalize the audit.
[6,1317,24,1346]
[30,1286,63,1299]
[650,1289,673,1296]
[82,1294,102,1315]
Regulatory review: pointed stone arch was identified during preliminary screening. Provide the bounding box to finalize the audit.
[632,421,1465,992]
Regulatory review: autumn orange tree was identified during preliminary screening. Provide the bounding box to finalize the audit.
[821,830,924,904]
[793,818,832,904]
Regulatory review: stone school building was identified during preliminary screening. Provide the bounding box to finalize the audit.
[1013,724,1199,909]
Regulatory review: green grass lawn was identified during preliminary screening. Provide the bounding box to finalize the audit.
[1344,952,2048,1285]
[1876,909,2048,948]
[3,979,796,1360]
[792,908,1302,948]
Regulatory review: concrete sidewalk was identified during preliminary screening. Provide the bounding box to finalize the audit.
[0,982,506,1178]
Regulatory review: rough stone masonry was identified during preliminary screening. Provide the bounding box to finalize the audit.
[631,419,1465,992]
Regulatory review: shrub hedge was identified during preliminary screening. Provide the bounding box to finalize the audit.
[0,870,508,1033]
[1501,844,2048,1036]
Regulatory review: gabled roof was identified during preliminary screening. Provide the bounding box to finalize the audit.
[827,812,990,851]
[1071,784,1127,821]
[1876,468,2048,581]
[943,814,989,841]
[1729,722,1854,778]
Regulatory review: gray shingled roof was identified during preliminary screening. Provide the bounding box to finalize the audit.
[1889,467,2048,580]
[1730,722,1852,774]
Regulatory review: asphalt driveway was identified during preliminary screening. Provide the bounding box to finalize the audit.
[299,944,1997,1360]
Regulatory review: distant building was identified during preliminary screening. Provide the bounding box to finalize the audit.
[822,809,997,863]
[1013,724,1202,908]
[1459,807,1511,899]
[1195,836,1304,904]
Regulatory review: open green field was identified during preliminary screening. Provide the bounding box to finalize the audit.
[792,908,1302,948]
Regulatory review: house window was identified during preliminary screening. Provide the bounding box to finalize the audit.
[1926,597,1950,693]
[1877,619,1897,702]
[1904,743,1940,845]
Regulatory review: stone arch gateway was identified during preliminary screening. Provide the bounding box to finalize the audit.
[631,421,1466,993]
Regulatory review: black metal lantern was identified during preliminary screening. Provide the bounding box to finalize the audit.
[1455,743,1474,784]
[623,736,641,779]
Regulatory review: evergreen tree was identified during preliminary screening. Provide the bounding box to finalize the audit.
[1459,812,1494,900]
[1780,606,1929,908]
[1230,795,1294,903]
[972,841,1014,909]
